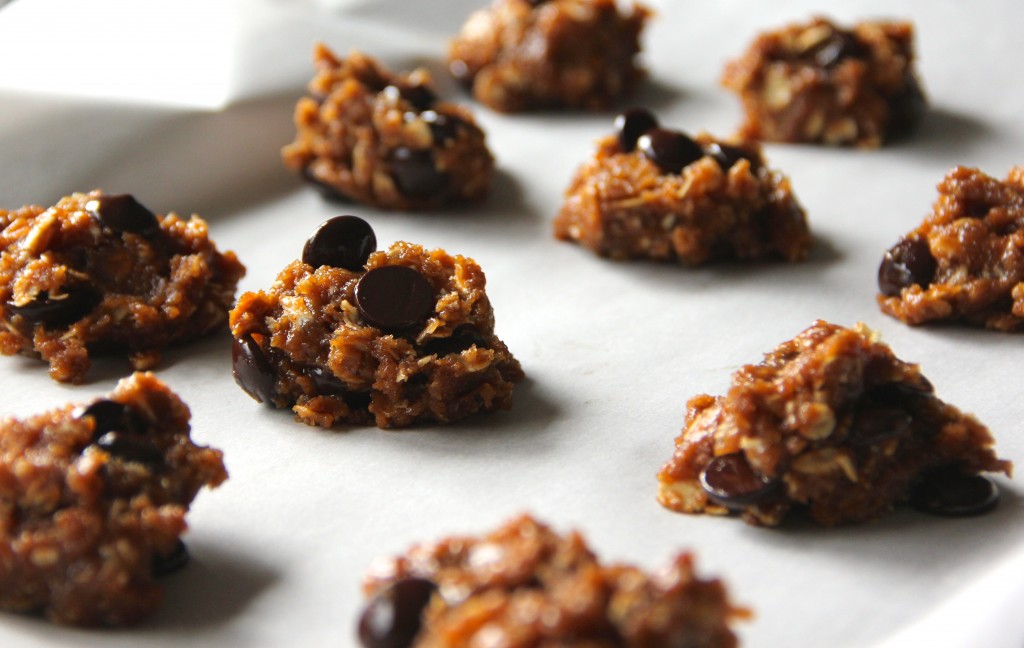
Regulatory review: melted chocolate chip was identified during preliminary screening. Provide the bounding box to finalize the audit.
[76,399,146,439]
[700,453,778,509]
[705,142,754,171]
[420,329,489,357]
[355,266,435,331]
[614,108,658,152]
[419,111,465,144]
[232,335,276,404]
[302,215,377,271]
[358,578,437,648]
[848,383,930,445]
[96,431,163,466]
[6,287,98,328]
[152,539,190,577]
[637,128,705,175]
[810,31,867,68]
[85,194,159,236]
[390,147,449,199]
[909,467,1000,517]
[388,83,437,112]
[878,237,937,297]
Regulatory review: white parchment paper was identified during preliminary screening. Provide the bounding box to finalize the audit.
[0,1,1022,646]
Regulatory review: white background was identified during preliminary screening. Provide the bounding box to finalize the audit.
[0,1,1022,646]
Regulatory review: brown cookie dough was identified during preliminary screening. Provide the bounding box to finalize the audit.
[229,215,523,429]
[447,0,651,112]
[358,514,748,648]
[554,109,811,264]
[282,46,494,210]
[878,166,1024,331]
[0,191,246,383]
[722,17,926,147]
[657,320,1011,527]
[0,372,227,626]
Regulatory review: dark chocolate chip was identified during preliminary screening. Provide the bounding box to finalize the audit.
[810,31,867,68]
[848,382,930,445]
[85,194,159,236]
[6,287,98,328]
[420,329,489,357]
[76,399,146,439]
[420,111,465,144]
[909,467,1000,517]
[96,431,163,466]
[887,78,927,138]
[390,147,449,199]
[387,83,437,112]
[302,215,377,271]
[304,365,348,395]
[355,266,435,331]
[152,539,190,577]
[700,453,778,509]
[357,577,437,648]
[232,335,276,404]
[637,128,705,175]
[614,108,658,152]
[878,237,937,297]
[705,142,754,171]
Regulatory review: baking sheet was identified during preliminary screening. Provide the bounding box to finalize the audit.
[1,0,1023,646]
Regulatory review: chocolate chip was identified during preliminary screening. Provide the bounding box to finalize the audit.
[387,83,437,112]
[85,194,159,236]
[878,237,937,297]
[76,399,146,439]
[699,453,778,509]
[390,147,449,199]
[96,431,163,466]
[302,215,377,271]
[152,539,190,577]
[420,329,489,357]
[887,78,927,138]
[527,0,549,6]
[909,467,1000,517]
[304,365,348,395]
[358,578,437,648]
[614,108,658,152]
[355,266,434,331]
[6,287,98,328]
[420,111,465,144]
[232,335,276,404]
[810,31,866,68]
[705,142,754,171]
[637,128,705,175]
[848,383,929,445]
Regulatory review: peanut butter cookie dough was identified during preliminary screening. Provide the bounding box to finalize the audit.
[357,514,748,648]
[878,166,1024,331]
[447,0,651,112]
[282,47,494,210]
[658,321,1011,527]
[229,215,523,428]
[554,109,811,264]
[0,372,227,626]
[0,191,245,383]
[722,17,926,147]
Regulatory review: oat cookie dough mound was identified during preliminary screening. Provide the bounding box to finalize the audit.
[554,109,811,264]
[447,0,651,112]
[230,215,523,429]
[722,17,926,147]
[0,191,246,383]
[657,320,1011,527]
[357,514,747,648]
[878,166,1024,331]
[282,46,494,210]
[0,372,227,626]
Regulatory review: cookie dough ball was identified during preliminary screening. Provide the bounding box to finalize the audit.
[554,109,811,264]
[229,215,523,428]
[358,515,747,647]
[657,320,1011,527]
[448,0,651,112]
[282,46,494,210]
[878,166,1024,331]
[0,191,246,383]
[722,17,926,147]
[0,372,227,625]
